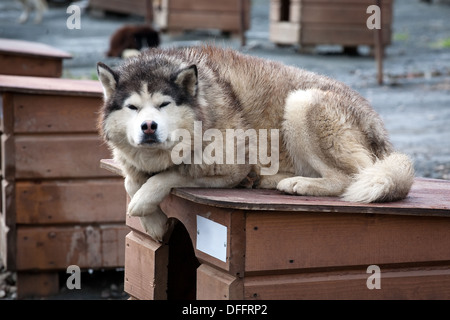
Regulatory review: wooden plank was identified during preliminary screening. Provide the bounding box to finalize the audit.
[301,25,391,46]
[0,38,71,59]
[168,0,250,12]
[1,180,16,270]
[100,159,124,177]
[16,224,128,270]
[124,231,168,300]
[89,0,148,16]
[244,266,450,300]
[245,211,450,273]
[16,271,59,299]
[0,75,102,97]
[300,4,392,25]
[269,22,301,45]
[197,264,242,300]
[14,135,115,179]
[12,94,102,133]
[15,179,126,224]
[171,178,450,217]
[0,54,63,78]
[167,11,249,32]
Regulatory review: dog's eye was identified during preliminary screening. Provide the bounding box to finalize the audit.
[127,105,138,111]
[159,101,170,108]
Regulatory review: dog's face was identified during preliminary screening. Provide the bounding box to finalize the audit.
[97,55,198,151]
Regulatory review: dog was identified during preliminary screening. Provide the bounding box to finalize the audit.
[106,25,160,58]
[97,45,414,242]
[17,0,47,24]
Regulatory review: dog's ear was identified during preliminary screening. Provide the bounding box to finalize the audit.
[173,65,198,97]
[97,62,119,100]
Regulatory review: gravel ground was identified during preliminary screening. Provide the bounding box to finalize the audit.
[0,0,449,300]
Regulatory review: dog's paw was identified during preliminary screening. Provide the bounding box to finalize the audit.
[138,208,168,242]
[277,177,307,195]
[127,185,159,217]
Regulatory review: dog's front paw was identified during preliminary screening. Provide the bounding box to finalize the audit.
[138,208,168,242]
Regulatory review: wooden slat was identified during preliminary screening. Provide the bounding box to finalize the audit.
[167,11,249,32]
[1,180,16,270]
[169,0,249,12]
[0,54,64,78]
[171,178,450,217]
[244,211,450,273]
[16,224,128,270]
[15,179,126,224]
[0,75,102,97]
[16,272,59,299]
[14,135,115,179]
[197,264,242,300]
[244,266,450,300]
[300,5,392,25]
[124,231,168,300]
[301,25,391,46]
[0,38,71,59]
[12,94,102,133]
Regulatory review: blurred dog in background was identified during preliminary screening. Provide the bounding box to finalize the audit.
[107,25,160,58]
[17,0,48,24]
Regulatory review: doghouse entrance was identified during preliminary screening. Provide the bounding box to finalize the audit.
[166,218,199,300]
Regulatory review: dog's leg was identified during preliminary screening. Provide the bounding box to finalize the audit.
[278,88,373,197]
[18,1,30,23]
[257,172,295,189]
[33,0,47,24]
[128,166,249,241]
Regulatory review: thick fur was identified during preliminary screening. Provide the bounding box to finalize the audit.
[106,25,160,58]
[17,0,47,24]
[97,45,414,241]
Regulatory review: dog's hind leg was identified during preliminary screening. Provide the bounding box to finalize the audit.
[278,89,373,198]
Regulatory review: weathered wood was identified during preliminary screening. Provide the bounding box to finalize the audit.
[171,178,450,217]
[14,135,115,179]
[0,38,71,78]
[0,38,71,60]
[197,264,242,300]
[244,266,450,300]
[12,94,102,133]
[1,180,16,270]
[16,224,128,270]
[16,271,59,299]
[124,231,168,300]
[15,179,126,224]
[0,75,102,97]
[244,210,450,273]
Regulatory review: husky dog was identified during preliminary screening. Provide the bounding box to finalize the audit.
[97,46,414,242]
[17,0,47,24]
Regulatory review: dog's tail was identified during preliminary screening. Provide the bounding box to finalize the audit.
[342,152,415,203]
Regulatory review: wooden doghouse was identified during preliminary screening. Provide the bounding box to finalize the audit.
[102,160,450,300]
[269,0,392,49]
[0,76,128,298]
[0,39,72,78]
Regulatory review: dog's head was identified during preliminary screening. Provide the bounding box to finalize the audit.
[97,53,198,152]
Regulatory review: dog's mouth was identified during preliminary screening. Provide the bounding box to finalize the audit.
[138,138,159,146]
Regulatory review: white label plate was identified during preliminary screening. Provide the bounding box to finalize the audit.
[196,215,227,262]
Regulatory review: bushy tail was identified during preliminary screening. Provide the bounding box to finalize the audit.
[342,152,415,203]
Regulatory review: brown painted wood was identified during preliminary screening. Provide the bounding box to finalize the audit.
[14,135,115,179]
[244,210,450,273]
[0,38,71,59]
[171,178,450,217]
[16,224,128,270]
[197,264,242,300]
[1,180,16,270]
[0,75,102,97]
[0,55,63,78]
[244,266,450,300]
[124,231,168,300]
[12,94,102,133]
[15,179,126,224]
[16,271,59,299]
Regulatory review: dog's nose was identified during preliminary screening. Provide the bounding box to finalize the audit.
[141,120,158,134]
